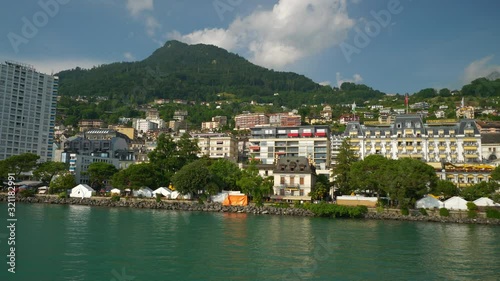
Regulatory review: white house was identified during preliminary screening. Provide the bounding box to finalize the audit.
[473,197,499,207]
[70,184,95,198]
[443,196,468,210]
[133,187,154,198]
[416,195,444,209]
[152,187,173,198]
[272,157,316,201]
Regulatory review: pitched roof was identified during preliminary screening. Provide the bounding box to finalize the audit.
[274,157,315,174]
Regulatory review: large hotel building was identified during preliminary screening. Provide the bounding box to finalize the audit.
[0,61,58,162]
[344,115,482,163]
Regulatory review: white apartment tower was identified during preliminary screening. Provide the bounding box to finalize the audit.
[0,61,58,162]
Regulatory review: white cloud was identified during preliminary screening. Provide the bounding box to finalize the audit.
[123,52,135,61]
[463,56,500,84]
[125,0,161,38]
[319,81,331,86]
[126,0,154,17]
[336,72,363,87]
[169,0,355,69]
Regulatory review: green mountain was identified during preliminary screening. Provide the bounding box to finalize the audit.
[57,40,323,104]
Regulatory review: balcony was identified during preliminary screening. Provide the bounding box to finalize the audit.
[463,146,477,150]
[406,146,414,151]
[465,154,478,159]
[438,146,446,151]
[350,146,360,151]
[463,137,477,142]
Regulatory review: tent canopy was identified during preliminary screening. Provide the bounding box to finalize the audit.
[416,195,443,209]
[443,196,468,210]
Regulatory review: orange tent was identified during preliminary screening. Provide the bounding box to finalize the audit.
[222,194,248,206]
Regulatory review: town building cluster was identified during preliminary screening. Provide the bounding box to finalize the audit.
[1,61,500,202]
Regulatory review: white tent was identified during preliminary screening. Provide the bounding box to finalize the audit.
[211,193,228,203]
[110,188,121,195]
[70,184,95,198]
[152,187,173,198]
[170,191,192,200]
[443,196,468,210]
[133,187,154,198]
[416,195,443,209]
[473,197,499,207]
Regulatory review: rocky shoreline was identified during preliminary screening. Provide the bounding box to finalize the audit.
[2,194,499,225]
[1,194,315,216]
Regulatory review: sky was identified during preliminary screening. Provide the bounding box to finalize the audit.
[1,0,500,94]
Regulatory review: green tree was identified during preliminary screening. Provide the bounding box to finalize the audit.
[33,161,68,185]
[86,162,118,190]
[349,155,390,199]
[176,133,200,168]
[460,181,497,201]
[438,88,451,97]
[332,139,358,195]
[0,153,40,178]
[208,159,242,191]
[433,180,459,199]
[236,162,272,206]
[111,163,162,190]
[384,158,438,207]
[171,159,211,196]
[491,166,500,181]
[310,182,328,201]
[49,173,76,194]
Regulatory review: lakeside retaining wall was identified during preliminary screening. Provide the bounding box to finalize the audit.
[1,194,499,225]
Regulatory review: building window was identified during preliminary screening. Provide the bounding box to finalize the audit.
[300,177,304,185]
[280,177,285,184]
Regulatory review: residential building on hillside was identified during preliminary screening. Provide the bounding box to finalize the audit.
[133,119,159,133]
[78,119,104,132]
[0,61,58,162]
[268,112,301,127]
[343,115,481,163]
[339,114,359,125]
[248,126,330,176]
[190,133,238,162]
[201,121,221,131]
[235,113,269,130]
[476,121,500,133]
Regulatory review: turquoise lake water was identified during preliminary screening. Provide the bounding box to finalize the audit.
[0,203,499,281]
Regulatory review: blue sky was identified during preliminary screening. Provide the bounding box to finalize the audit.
[1,0,499,94]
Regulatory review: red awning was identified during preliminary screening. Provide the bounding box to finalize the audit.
[302,133,312,137]
[288,133,299,137]
[315,132,326,137]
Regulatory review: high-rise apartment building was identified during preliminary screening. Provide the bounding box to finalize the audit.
[248,126,331,176]
[0,61,58,162]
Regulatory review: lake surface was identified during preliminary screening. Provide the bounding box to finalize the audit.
[0,203,499,281]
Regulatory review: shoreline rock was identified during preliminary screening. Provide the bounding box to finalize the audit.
[2,194,499,225]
